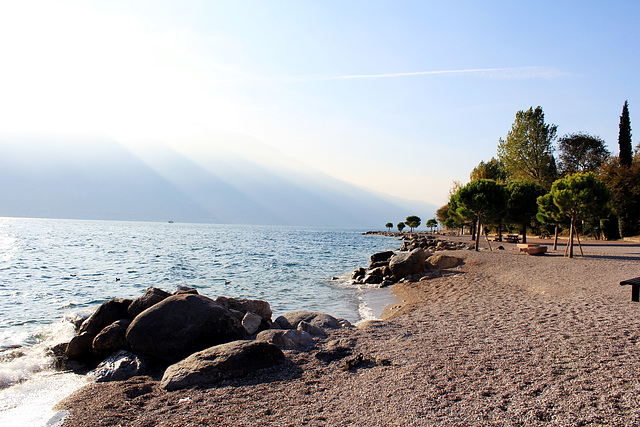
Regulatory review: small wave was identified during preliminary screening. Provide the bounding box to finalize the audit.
[357,299,377,322]
[0,320,76,389]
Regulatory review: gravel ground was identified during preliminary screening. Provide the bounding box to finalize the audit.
[59,236,640,426]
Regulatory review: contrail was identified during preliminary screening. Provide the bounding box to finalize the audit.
[211,66,563,84]
[330,66,561,80]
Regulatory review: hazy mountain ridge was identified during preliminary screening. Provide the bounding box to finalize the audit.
[0,134,437,228]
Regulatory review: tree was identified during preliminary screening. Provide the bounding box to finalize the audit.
[599,157,640,237]
[619,100,633,167]
[549,172,611,258]
[536,192,568,250]
[557,132,610,174]
[385,222,393,232]
[426,218,438,233]
[397,222,405,232]
[506,180,546,243]
[405,215,421,232]
[470,157,507,182]
[497,106,558,188]
[455,179,508,251]
[435,205,449,225]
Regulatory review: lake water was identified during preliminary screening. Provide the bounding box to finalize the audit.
[0,218,397,426]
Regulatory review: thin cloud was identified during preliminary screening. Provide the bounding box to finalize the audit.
[329,66,565,81]
[212,66,565,85]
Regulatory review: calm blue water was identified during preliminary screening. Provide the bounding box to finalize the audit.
[0,218,397,425]
[0,218,396,346]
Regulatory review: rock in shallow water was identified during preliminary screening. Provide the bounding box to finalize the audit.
[389,248,427,279]
[160,340,285,391]
[92,319,131,356]
[127,287,171,318]
[79,299,132,336]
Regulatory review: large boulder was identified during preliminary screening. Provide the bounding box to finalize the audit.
[389,248,427,279]
[351,267,366,281]
[128,287,171,318]
[79,299,132,336]
[92,319,131,356]
[363,267,385,285]
[370,250,395,264]
[427,254,462,269]
[255,329,315,350]
[273,310,341,329]
[125,294,247,363]
[65,331,94,360]
[160,340,285,391]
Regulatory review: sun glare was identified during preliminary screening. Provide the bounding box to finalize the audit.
[0,0,242,143]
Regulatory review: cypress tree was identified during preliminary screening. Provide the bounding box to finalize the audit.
[619,100,633,167]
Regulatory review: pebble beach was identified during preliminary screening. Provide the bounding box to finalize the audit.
[59,235,640,426]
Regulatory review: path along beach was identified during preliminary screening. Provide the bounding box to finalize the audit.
[59,236,640,426]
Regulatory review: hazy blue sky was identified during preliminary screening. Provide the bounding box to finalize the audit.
[1,0,638,206]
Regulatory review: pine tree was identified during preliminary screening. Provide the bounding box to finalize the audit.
[619,100,633,167]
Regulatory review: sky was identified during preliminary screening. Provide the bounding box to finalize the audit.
[0,0,638,207]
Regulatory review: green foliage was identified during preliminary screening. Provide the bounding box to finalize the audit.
[599,157,640,237]
[551,172,610,222]
[397,222,406,232]
[385,222,393,232]
[405,215,421,232]
[426,218,438,232]
[558,132,610,174]
[506,180,546,243]
[549,172,611,256]
[447,191,474,228]
[536,193,568,226]
[619,100,633,167]
[435,205,448,224]
[497,106,558,188]
[455,179,508,250]
[470,157,507,182]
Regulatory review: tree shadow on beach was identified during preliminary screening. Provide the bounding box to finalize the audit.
[579,254,640,261]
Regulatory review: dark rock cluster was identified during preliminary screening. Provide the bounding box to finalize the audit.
[352,236,467,286]
[51,286,352,391]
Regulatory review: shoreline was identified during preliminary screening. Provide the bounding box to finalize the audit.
[58,236,640,426]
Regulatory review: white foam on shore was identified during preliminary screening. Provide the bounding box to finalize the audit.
[356,286,399,324]
[0,370,88,426]
[0,321,76,389]
[0,320,86,426]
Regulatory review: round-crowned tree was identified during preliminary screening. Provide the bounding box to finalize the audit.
[405,216,421,232]
[549,172,611,258]
[455,179,508,251]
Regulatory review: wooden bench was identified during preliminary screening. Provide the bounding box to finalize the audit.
[621,277,640,302]
[505,234,520,243]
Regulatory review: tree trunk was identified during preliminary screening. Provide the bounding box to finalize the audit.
[484,226,492,251]
[521,222,527,244]
[576,231,584,257]
[553,225,559,250]
[497,223,503,242]
[568,218,575,258]
[475,218,481,251]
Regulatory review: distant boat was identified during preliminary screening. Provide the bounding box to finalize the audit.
[168,220,175,223]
